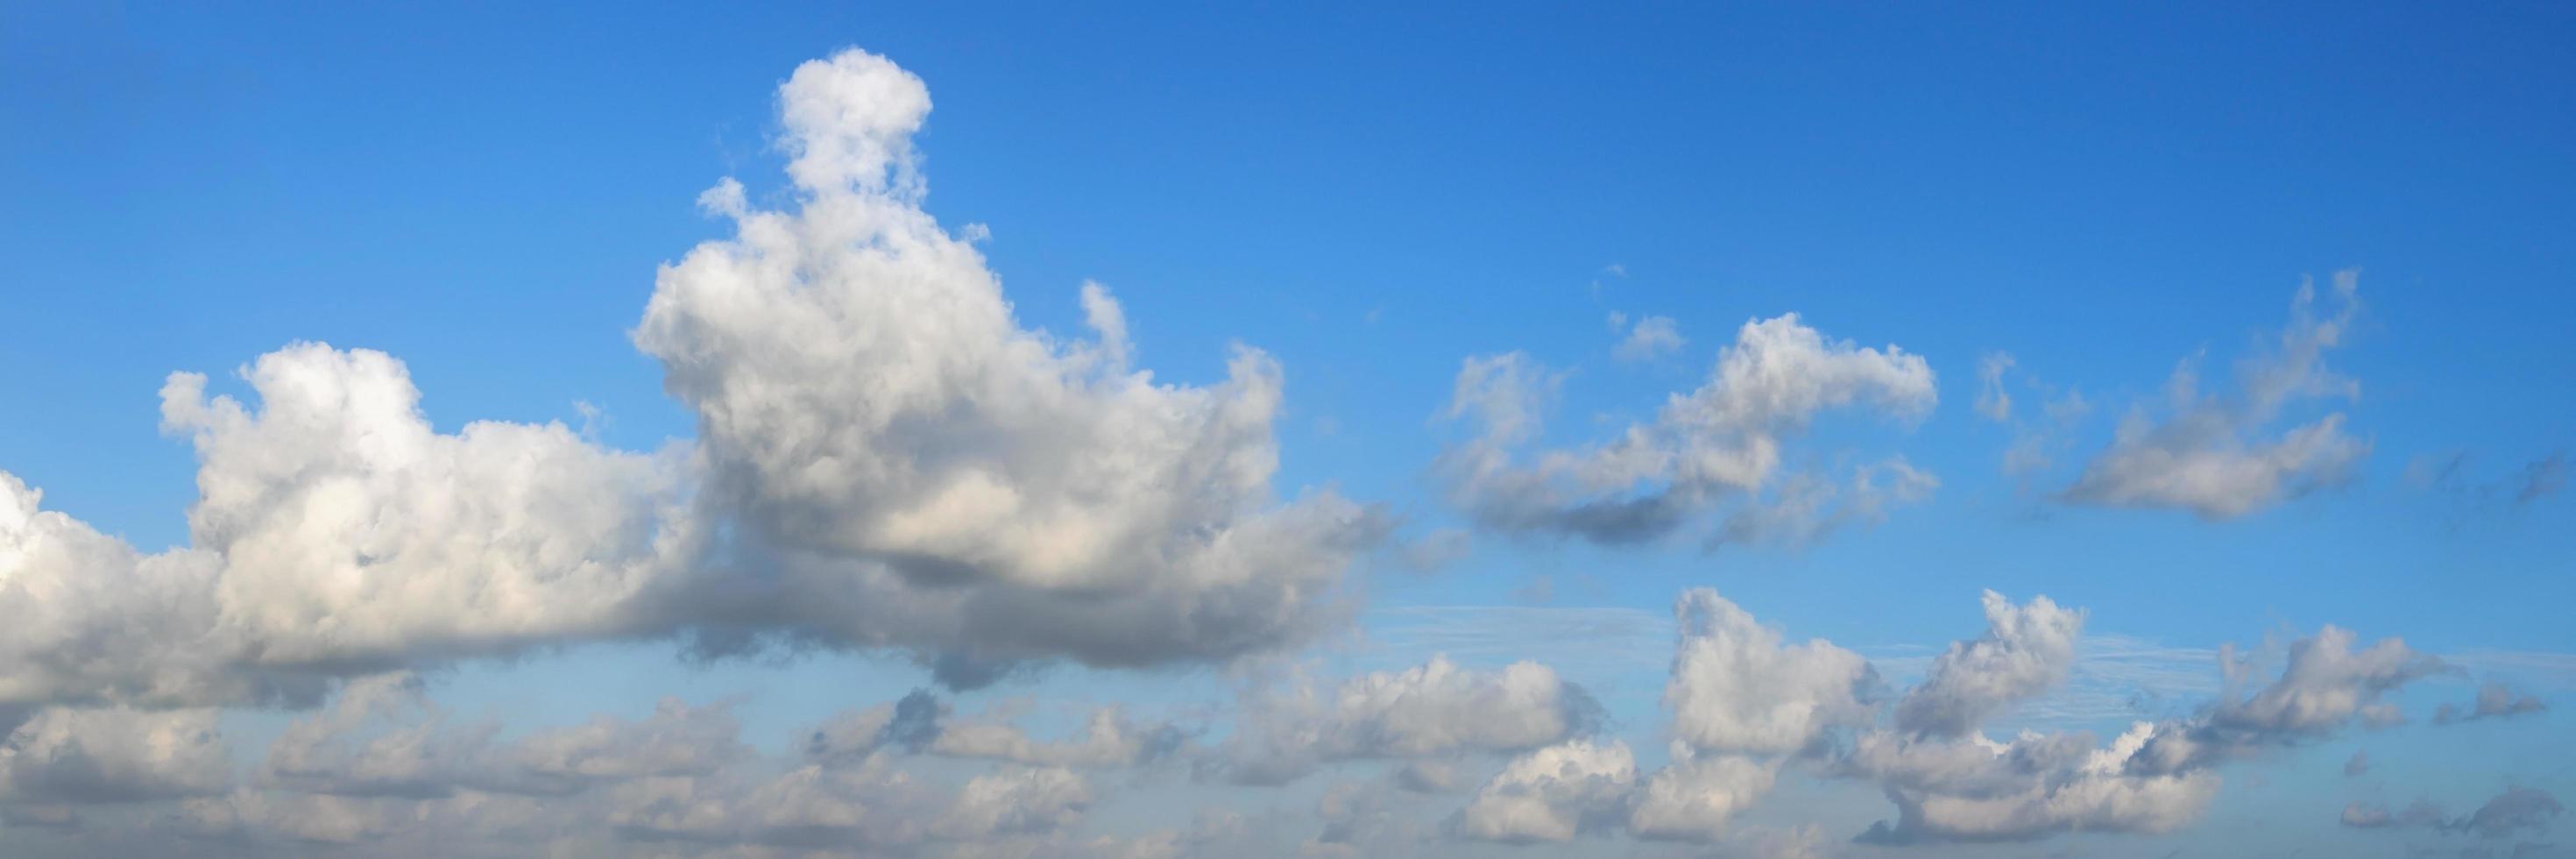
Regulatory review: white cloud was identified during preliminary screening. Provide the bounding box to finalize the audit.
[1439,314,1936,545]
[637,48,1380,679]
[2063,272,2370,518]
[1850,724,2222,843]
[1893,591,2085,737]
[1,48,1384,715]
[1625,748,1777,843]
[161,344,699,668]
[1454,738,1637,843]
[0,471,294,713]
[0,706,231,804]
[1663,588,1875,756]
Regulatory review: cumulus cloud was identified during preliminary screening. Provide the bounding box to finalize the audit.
[1212,656,1599,784]
[2437,682,2548,725]
[1454,738,1637,843]
[0,47,1381,715]
[1625,747,1778,843]
[1893,592,2085,738]
[0,706,231,805]
[2107,625,2445,781]
[0,471,308,713]
[636,48,1381,679]
[1437,314,1936,546]
[1850,723,2223,844]
[4,344,685,715]
[1663,588,1874,756]
[1837,592,2226,844]
[2063,272,2370,519]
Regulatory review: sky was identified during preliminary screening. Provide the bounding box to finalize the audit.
[1,3,2572,857]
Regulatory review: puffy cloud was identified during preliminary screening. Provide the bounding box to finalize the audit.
[1454,738,1637,843]
[1851,723,2222,844]
[2208,627,2444,735]
[2063,272,2369,519]
[1,339,692,714]
[2121,626,2445,777]
[160,344,699,670]
[1611,313,1687,363]
[1,47,1380,713]
[1893,592,2086,738]
[1663,589,1874,756]
[0,706,231,804]
[1838,593,2212,845]
[1437,314,1936,545]
[2436,682,2547,725]
[0,471,303,712]
[1625,748,1777,843]
[635,48,1380,678]
[1214,656,1599,784]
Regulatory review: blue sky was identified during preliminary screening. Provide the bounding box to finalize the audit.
[2,3,2571,856]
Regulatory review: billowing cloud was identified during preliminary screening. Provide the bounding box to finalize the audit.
[0,471,308,713]
[1893,592,2085,738]
[1840,591,2224,844]
[1624,747,1778,843]
[1663,588,1874,756]
[635,48,1381,680]
[162,345,700,669]
[0,47,1380,716]
[1212,656,1599,785]
[2063,272,2369,519]
[0,706,231,805]
[1437,314,1936,546]
[1454,738,1637,843]
[1850,723,2223,844]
